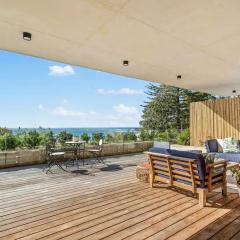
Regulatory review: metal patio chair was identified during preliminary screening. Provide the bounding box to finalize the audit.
[43,142,66,174]
[88,139,104,166]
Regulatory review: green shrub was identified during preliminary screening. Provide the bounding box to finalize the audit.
[0,127,11,136]
[114,133,124,142]
[15,133,25,148]
[57,131,73,146]
[92,132,104,143]
[176,128,190,145]
[156,128,179,143]
[140,129,155,141]
[126,132,137,142]
[157,131,169,141]
[231,167,240,184]
[202,153,215,165]
[122,133,128,142]
[105,133,114,143]
[81,133,90,143]
[23,130,41,149]
[0,133,18,150]
[167,128,179,142]
[44,130,56,148]
[112,132,137,142]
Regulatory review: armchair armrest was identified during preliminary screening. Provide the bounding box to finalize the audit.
[206,160,227,191]
[207,159,227,168]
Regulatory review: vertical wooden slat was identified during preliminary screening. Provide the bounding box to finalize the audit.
[167,157,173,186]
[189,162,196,193]
[190,97,240,146]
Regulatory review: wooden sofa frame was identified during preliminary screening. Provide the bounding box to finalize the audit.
[147,152,227,207]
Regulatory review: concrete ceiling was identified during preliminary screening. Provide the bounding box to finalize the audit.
[0,0,240,96]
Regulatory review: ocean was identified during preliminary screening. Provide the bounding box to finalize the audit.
[12,127,140,136]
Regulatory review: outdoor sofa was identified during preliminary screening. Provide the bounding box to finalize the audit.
[206,139,240,163]
[147,147,227,207]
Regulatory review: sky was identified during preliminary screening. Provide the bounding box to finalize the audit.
[0,50,151,128]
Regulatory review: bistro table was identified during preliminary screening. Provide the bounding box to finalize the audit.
[65,141,86,166]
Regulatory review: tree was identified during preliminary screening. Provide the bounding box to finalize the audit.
[139,129,156,141]
[81,133,90,143]
[105,133,114,143]
[140,83,215,131]
[92,132,104,143]
[44,130,56,148]
[0,127,11,136]
[23,130,41,149]
[58,131,73,146]
[126,132,137,142]
[0,133,18,150]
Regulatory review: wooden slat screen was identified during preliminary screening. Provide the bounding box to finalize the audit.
[190,97,240,146]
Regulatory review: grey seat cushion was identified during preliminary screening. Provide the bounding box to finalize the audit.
[215,152,240,163]
[149,147,170,155]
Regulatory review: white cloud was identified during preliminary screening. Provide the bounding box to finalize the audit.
[37,104,44,111]
[51,106,87,117]
[39,102,141,127]
[113,104,138,114]
[97,88,143,95]
[97,88,106,94]
[49,65,75,76]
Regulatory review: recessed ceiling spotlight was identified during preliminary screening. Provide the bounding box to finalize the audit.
[232,90,236,94]
[177,75,182,79]
[123,60,129,66]
[23,32,32,41]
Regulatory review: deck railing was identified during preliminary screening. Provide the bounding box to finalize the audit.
[0,141,153,168]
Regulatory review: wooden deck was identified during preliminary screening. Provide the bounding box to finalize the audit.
[0,153,240,240]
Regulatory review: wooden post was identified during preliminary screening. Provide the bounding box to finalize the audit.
[207,166,213,192]
[189,162,196,194]
[167,157,173,186]
[198,189,207,207]
[148,154,154,188]
[222,162,227,196]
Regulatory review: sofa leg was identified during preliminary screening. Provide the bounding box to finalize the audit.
[198,189,207,207]
[149,173,154,188]
[222,168,227,196]
[222,183,227,196]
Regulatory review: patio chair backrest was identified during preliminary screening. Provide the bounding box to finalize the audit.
[147,152,205,193]
[98,139,103,151]
[149,147,206,188]
[46,142,55,154]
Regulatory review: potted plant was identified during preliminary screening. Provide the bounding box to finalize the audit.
[231,167,240,196]
[202,153,215,165]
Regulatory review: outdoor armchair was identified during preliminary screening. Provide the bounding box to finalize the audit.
[146,151,227,207]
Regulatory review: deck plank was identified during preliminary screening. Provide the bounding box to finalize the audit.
[0,153,239,240]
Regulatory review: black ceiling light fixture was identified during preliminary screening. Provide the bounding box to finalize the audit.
[23,32,32,41]
[177,75,182,79]
[123,60,129,66]
[232,90,236,94]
